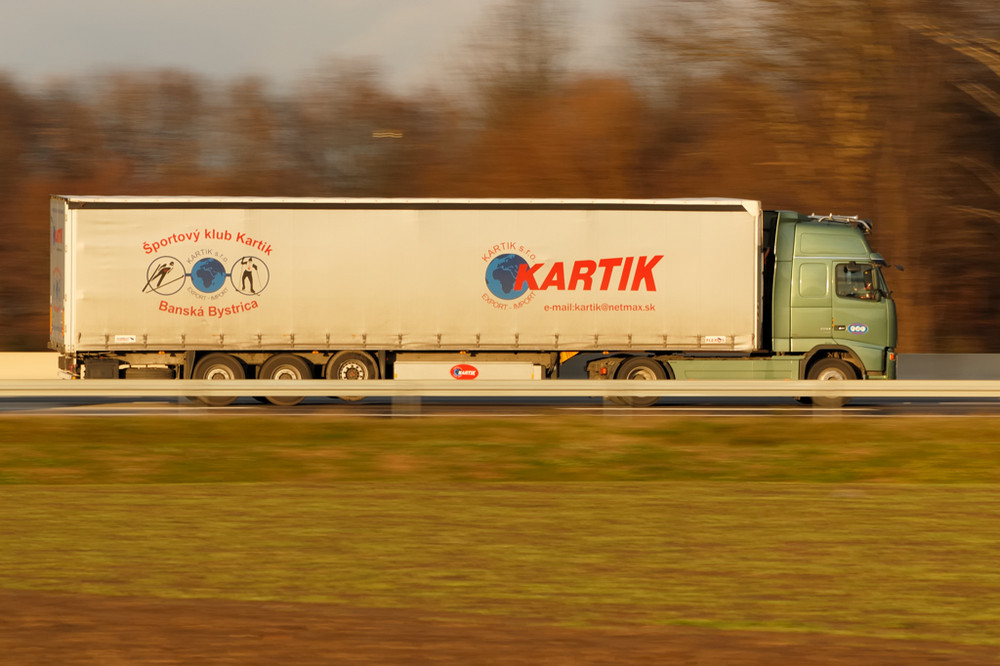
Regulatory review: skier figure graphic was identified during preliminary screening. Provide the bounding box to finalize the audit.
[143,260,175,292]
[240,257,258,294]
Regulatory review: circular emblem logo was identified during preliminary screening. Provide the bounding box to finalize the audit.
[485,253,529,301]
[143,256,186,295]
[848,323,869,334]
[191,257,227,293]
[231,256,270,295]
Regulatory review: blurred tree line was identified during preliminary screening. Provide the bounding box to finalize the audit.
[1,0,998,352]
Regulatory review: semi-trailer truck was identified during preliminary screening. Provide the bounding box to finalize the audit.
[49,196,897,406]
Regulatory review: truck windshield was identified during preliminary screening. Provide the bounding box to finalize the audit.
[835,263,879,301]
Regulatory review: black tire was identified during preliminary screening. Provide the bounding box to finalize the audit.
[259,354,312,406]
[192,353,245,406]
[614,357,667,407]
[325,351,378,402]
[806,358,856,408]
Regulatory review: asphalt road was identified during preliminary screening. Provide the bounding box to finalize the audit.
[3,394,999,417]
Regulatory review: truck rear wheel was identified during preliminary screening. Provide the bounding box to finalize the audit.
[614,357,666,407]
[325,351,378,402]
[192,353,245,406]
[806,358,856,408]
[259,354,312,406]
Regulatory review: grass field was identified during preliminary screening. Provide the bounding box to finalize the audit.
[2,414,1000,648]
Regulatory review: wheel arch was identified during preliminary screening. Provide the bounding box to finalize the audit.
[800,346,863,380]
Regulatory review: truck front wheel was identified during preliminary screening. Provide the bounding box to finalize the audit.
[806,358,856,408]
[192,353,245,406]
[614,357,666,407]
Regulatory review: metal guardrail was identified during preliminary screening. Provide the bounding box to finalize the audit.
[2,379,1000,399]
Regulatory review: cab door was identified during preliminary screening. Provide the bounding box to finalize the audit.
[831,262,891,369]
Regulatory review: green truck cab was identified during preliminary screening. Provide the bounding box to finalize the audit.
[643,209,897,407]
[769,210,897,382]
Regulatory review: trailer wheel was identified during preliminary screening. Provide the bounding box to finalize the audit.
[615,357,666,407]
[192,353,245,406]
[806,358,856,408]
[259,354,312,406]
[325,351,378,402]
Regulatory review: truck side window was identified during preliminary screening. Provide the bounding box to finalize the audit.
[836,263,876,300]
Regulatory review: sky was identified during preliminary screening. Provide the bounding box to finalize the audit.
[0,0,625,93]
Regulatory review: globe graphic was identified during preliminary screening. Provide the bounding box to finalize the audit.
[191,257,227,293]
[485,253,529,300]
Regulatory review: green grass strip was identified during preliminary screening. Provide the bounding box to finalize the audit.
[2,483,999,645]
[3,415,999,644]
[1,415,999,484]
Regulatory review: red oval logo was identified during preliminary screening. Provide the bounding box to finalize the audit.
[450,364,479,380]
